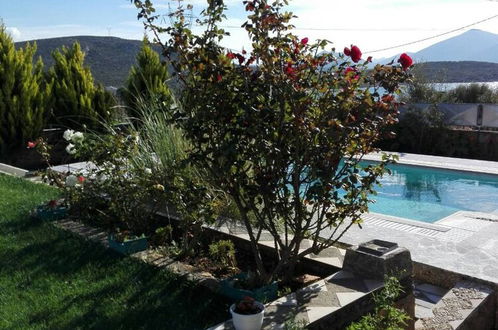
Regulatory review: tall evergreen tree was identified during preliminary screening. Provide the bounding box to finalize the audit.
[47,42,115,130]
[122,37,172,119]
[0,25,48,154]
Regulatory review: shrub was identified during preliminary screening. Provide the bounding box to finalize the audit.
[0,25,49,154]
[46,42,115,131]
[392,105,447,155]
[209,240,237,269]
[133,0,411,283]
[444,83,498,104]
[130,97,219,257]
[347,277,410,330]
[67,131,164,234]
[121,37,173,120]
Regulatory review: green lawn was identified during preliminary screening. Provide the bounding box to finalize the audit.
[0,174,229,330]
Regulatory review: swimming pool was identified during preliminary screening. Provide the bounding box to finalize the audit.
[369,163,498,223]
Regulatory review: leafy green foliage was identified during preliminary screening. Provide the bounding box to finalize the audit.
[392,105,447,155]
[130,98,219,257]
[122,37,173,119]
[46,42,115,130]
[209,239,237,269]
[445,83,498,104]
[133,0,411,282]
[347,277,410,330]
[67,131,165,234]
[0,25,49,154]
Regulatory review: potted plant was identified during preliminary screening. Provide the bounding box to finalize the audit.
[33,199,68,221]
[230,296,265,330]
[108,230,148,255]
[219,272,278,303]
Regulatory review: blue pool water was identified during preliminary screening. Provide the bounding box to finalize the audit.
[369,163,498,223]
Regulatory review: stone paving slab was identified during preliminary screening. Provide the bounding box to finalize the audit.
[0,162,29,177]
[332,212,498,284]
[208,270,383,330]
[50,161,97,175]
[414,281,448,320]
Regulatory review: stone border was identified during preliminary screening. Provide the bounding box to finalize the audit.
[0,162,28,177]
[363,152,498,176]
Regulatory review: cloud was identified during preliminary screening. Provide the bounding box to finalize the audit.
[119,4,135,9]
[5,27,21,40]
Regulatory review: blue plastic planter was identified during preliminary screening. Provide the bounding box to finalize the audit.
[219,273,278,303]
[108,234,148,255]
[34,206,68,221]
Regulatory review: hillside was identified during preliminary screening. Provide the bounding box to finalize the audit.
[15,34,498,86]
[414,61,498,83]
[15,36,162,87]
[377,29,498,65]
[412,29,498,63]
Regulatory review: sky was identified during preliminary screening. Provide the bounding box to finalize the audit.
[2,0,498,59]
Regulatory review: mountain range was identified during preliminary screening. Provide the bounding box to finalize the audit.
[378,29,498,64]
[14,29,498,86]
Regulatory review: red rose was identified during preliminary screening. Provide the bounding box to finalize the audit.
[78,176,85,183]
[300,37,309,45]
[285,62,295,76]
[398,53,413,70]
[27,141,37,149]
[236,54,245,65]
[227,52,236,59]
[217,74,223,82]
[245,2,255,11]
[344,47,351,56]
[344,67,355,74]
[350,45,362,63]
[344,67,359,80]
[366,56,372,63]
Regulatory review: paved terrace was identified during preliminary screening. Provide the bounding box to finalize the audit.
[337,152,498,284]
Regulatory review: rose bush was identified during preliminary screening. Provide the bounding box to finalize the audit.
[133,0,412,283]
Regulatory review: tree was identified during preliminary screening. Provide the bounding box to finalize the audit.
[122,37,173,120]
[399,63,445,104]
[46,42,115,130]
[444,83,498,104]
[134,0,411,283]
[0,25,49,154]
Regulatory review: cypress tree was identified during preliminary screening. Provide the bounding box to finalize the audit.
[47,42,115,130]
[122,37,173,119]
[0,25,48,154]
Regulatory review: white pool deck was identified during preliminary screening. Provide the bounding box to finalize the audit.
[22,152,498,284]
[363,151,498,176]
[339,152,498,284]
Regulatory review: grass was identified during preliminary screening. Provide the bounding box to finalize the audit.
[0,174,230,330]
